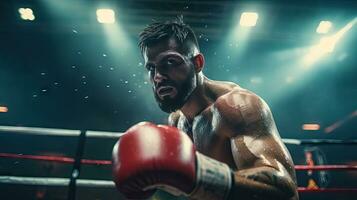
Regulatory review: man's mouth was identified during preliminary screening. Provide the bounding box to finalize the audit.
[156,86,178,100]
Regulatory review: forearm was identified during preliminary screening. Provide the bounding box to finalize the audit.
[188,153,297,200]
[229,167,297,200]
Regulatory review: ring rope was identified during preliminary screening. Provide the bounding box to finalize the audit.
[295,165,357,171]
[1,125,357,145]
[1,175,356,193]
[283,138,357,145]
[0,176,114,188]
[298,187,357,193]
[0,153,112,165]
[1,152,357,171]
[0,126,123,138]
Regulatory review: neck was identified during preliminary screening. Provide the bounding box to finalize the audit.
[180,75,214,122]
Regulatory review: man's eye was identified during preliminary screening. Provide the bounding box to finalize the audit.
[167,59,177,65]
[146,65,155,71]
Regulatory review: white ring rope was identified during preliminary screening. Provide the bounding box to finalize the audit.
[281,138,302,145]
[0,176,115,188]
[1,125,356,145]
[86,130,125,139]
[0,125,124,138]
[0,126,81,137]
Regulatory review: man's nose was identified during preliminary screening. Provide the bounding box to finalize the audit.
[153,69,167,83]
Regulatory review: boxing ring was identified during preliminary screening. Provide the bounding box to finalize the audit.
[0,125,356,197]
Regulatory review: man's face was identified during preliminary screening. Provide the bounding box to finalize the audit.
[144,38,197,113]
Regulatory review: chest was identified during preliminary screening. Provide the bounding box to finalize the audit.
[177,109,212,145]
[176,107,233,163]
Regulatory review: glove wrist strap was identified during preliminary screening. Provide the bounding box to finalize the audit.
[188,152,232,200]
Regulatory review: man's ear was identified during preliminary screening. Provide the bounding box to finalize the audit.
[193,53,205,73]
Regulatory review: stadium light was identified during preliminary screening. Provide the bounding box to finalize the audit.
[18,8,35,21]
[304,18,357,65]
[316,21,332,34]
[96,9,115,24]
[239,12,258,27]
[0,106,8,113]
[302,124,320,131]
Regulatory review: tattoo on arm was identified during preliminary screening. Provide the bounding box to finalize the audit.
[243,169,278,185]
[229,167,296,200]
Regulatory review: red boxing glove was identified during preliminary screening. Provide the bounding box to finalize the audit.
[112,122,232,200]
[112,122,196,199]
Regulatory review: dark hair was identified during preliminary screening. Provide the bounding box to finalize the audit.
[139,17,199,56]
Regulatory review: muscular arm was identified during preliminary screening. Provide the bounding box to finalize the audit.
[216,90,298,200]
[229,135,297,200]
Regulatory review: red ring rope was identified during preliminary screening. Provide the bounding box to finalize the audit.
[1,153,357,193]
[0,153,111,165]
[298,187,357,193]
[295,165,357,171]
[1,153,357,171]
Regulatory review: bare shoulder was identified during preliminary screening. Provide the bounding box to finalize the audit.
[168,111,181,127]
[214,87,273,134]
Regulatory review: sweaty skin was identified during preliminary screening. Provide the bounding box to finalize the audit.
[145,38,298,200]
[169,82,298,200]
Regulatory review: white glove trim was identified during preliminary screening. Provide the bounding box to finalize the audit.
[189,152,232,200]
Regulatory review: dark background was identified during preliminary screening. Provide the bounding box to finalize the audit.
[0,0,356,199]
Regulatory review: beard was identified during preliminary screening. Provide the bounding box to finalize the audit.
[153,68,196,113]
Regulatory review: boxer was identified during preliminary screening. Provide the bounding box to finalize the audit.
[113,18,298,200]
